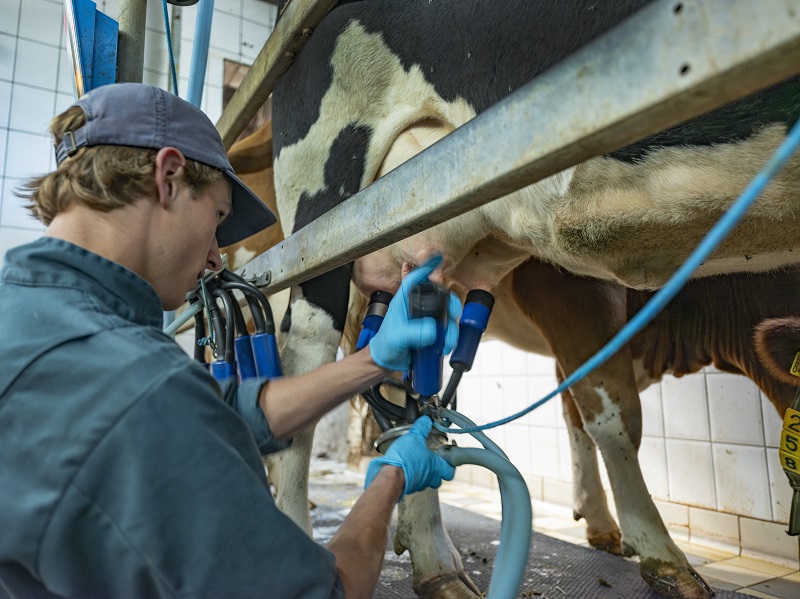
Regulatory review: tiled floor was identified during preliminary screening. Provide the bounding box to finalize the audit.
[437,481,800,599]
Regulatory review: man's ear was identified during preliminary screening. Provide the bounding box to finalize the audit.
[154,147,186,208]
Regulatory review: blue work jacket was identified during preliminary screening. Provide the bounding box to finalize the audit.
[0,238,343,598]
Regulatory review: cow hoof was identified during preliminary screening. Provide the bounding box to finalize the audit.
[416,572,483,599]
[586,529,623,555]
[640,558,715,599]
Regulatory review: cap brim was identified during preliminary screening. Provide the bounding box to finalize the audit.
[216,169,277,247]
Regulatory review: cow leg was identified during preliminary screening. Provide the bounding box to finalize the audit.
[512,262,713,599]
[557,366,622,554]
[269,268,352,534]
[394,490,482,598]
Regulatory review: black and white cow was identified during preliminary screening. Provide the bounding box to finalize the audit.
[268,1,800,598]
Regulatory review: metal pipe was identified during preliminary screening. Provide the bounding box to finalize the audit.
[187,0,215,107]
[247,0,800,293]
[117,0,147,83]
[170,4,182,92]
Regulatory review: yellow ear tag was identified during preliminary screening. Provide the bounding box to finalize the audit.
[791,352,800,377]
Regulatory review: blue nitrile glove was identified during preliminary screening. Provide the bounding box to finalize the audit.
[364,416,455,499]
[369,255,462,371]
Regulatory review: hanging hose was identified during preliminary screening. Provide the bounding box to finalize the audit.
[162,0,179,95]
[219,271,277,334]
[222,282,267,334]
[229,291,249,338]
[437,409,531,599]
[205,294,224,359]
[191,297,206,363]
[211,288,235,364]
[221,285,261,381]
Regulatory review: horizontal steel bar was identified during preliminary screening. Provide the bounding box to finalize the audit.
[216,0,339,148]
[249,0,800,293]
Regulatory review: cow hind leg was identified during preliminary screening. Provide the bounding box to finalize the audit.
[557,367,622,555]
[577,379,712,599]
[512,261,712,599]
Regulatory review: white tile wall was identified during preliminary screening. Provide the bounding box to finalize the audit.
[0,0,276,252]
[9,85,56,133]
[662,374,711,441]
[640,436,669,499]
[689,506,740,552]
[5,130,52,179]
[14,38,60,89]
[707,374,764,445]
[19,0,63,45]
[1,178,41,230]
[0,34,18,81]
[640,383,664,437]
[0,0,21,37]
[712,443,771,520]
[0,80,11,125]
[0,130,6,181]
[766,448,793,523]
[458,341,799,564]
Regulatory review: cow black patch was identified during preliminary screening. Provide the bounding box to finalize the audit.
[299,264,354,334]
[292,123,372,233]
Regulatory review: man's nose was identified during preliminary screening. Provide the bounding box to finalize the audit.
[207,237,223,272]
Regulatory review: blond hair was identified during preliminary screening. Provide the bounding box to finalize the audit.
[19,105,226,225]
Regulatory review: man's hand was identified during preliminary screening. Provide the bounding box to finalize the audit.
[364,416,456,500]
[368,255,462,371]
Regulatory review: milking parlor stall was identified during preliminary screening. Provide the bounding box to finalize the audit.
[4,0,800,597]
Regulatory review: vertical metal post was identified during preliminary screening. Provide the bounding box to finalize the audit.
[117,0,147,83]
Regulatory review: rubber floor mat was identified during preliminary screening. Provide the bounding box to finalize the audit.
[309,476,750,598]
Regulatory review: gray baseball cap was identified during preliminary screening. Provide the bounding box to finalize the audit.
[54,83,276,246]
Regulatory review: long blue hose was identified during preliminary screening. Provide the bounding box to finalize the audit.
[437,408,532,599]
[162,0,179,95]
[437,116,800,435]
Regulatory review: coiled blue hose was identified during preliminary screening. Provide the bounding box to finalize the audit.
[438,408,532,599]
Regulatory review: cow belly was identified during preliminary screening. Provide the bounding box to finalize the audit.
[546,125,800,288]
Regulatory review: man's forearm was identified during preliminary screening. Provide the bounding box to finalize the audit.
[327,466,404,599]
[258,348,387,440]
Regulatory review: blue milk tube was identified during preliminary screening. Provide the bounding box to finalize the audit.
[251,333,283,379]
[209,360,235,382]
[450,289,495,371]
[356,290,393,350]
[235,335,258,380]
[408,281,449,397]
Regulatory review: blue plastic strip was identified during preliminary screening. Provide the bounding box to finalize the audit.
[92,11,117,89]
[437,116,800,435]
[235,335,258,380]
[450,302,491,370]
[187,0,215,107]
[251,333,283,379]
[73,0,96,91]
[209,360,235,382]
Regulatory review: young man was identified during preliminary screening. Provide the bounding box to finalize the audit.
[0,83,461,598]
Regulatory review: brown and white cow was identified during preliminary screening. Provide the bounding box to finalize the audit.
[264,1,800,597]
[225,122,800,598]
